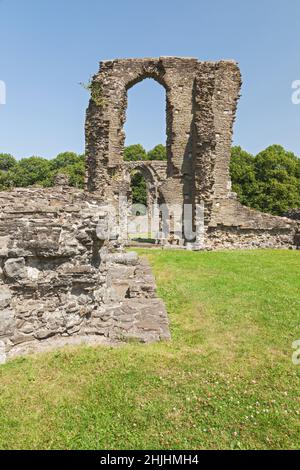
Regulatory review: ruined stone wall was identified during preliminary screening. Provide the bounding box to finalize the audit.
[0,187,170,362]
[85,56,298,249]
[206,197,298,249]
[205,227,296,250]
[193,61,241,219]
[85,57,198,212]
[85,56,241,216]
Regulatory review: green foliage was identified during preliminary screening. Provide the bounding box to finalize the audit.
[230,146,257,208]
[124,144,167,162]
[10,157,52,187]
[50,152,85,188]
[124,144,147,162]
[0,153,16,171]
[0,152,85,190]
[230,145,300,215]
[0,153,16,190]
[57,161,85,189]
[124,145,167,205]
[147,144,167,161]
[252,145,300,215]
[90,82,104,106]
[0,171,12,190]
[50,152,84,170]
[131,172,147,206]
[79,78,104,106]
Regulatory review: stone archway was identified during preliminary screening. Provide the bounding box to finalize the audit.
[85,57,242,246]
[85,57,297,250]
[85,58,198,212]
[124,161,163,244]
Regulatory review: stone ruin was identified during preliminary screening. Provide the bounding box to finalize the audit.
[0,56,299,362]
[0,187,170,363]
[86,57,299,249]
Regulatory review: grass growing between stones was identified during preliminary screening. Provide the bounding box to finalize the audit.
[0,249,299,450]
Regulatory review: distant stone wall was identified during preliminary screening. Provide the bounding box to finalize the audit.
[0,188,170,363]
[206,198,298,249]
[205,227,296,250]
[85,57,199,210]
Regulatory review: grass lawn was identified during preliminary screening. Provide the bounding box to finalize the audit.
[0,249,299,450]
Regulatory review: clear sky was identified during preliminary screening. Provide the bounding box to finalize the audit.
[1,0,300,159]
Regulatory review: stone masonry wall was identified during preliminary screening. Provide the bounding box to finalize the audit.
[85,57,198,213]
[206,197,298,249]
[0,187,170,363]
[85,57,298,249]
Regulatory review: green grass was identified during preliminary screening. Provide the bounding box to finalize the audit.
[0,250,299,450]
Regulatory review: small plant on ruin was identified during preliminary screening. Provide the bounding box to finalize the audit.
[79,77,105,106]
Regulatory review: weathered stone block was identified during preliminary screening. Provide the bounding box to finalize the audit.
[3,258,26,280]
[0,286,12,308]
[0,186,171,359]
[0,309,15,336]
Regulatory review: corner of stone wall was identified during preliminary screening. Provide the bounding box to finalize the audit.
[0,188,171,363]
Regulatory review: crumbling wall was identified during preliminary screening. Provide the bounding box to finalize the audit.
[0,187,170,362]
[85,56,298,249]
[206,198,298,249]
[193,61,242,221]
[85,57,198,217]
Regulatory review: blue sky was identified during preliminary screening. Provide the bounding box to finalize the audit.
[0,0,300,159]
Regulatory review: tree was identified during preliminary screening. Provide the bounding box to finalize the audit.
[55,161,85,188]
[0,144,298,216]
[230,145,300,216]
[0,171,12,190]
[50,152,85,188]
[252,145,300,215]
[124,144,147,161]
[10,157,52,187]
[147,144,167,161]
[51,152,84,170]
[230,146,257,208]
[0,153,16,171]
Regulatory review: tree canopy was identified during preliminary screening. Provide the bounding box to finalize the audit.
[147,144,167,161]
[124,144,167,162]
[0,152,85,190]
[131,171,147,207]
[124,144,147,162]
[0,153,17,171]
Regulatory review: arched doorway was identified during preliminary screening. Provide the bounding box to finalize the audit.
[123,77,168,244]
[127,165,159,244]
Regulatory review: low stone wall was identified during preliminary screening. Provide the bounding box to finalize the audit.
[0,187,170,363]
[205,227,297,250]
[206,198,299,250]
